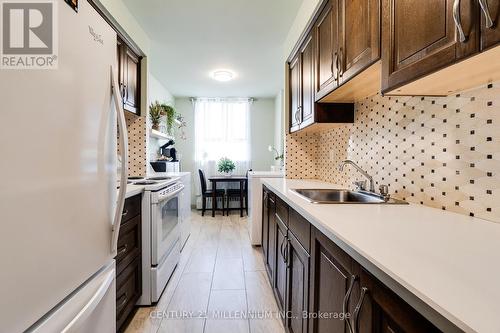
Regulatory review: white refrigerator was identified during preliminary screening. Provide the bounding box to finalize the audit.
[0,0,128,332]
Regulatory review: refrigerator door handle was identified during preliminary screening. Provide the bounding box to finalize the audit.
[111,66,129,256]
[60,268,115,333]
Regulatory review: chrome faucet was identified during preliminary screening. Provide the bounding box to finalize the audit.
[338,160,375,193]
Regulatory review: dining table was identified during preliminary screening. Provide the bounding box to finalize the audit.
[208,175,247,217]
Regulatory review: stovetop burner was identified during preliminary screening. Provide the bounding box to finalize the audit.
[133,180,158,185]
[147,177,172,181]
[128,176,144,180]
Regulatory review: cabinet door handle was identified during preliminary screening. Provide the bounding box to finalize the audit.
[352,287,368,333]
[343,275,357,333]
[295,107,302,125]
[333,52,339,82]
[117,293,128,310]
[117,244,128,256]
[285,237,290,268]
[478,0,494,28]
[120,83,126,102]
[280,236,286,261]
[453,0,468,42]
[121,209,129,218]
[339,47,343,78]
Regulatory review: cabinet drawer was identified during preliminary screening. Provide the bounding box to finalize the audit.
[116,214,141,276]
[122,194,141,224]
[289,209,310,253]
[275,197,289,225]
[116,256,142,333]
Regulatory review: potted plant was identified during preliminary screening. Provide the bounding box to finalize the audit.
[149,101,164,131]
[268,145,284,170]
[217,157,236,176]
[161,103,177,135]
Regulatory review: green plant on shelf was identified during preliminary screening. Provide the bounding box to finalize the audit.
[161,103,177,135]
[149,101,165,131]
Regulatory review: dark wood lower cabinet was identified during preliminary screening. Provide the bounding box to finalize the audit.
[262,188,270,265]
[358,269,441,333]
[263,187,277,283]
[274,215,288,311]
[116,256,141,332]
[116,194,142,333]
[309,226,358,333]
[261,189,445,333]
[287,232,310,333]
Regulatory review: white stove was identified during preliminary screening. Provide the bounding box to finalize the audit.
[125,176,178,190]
[136,176,183,305]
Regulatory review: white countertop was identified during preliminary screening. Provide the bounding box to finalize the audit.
[151,171,191,178]
[261,178,500,333]
[248,170,284,177]
[124,184,144,199]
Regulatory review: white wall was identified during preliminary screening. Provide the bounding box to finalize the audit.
[251,99,277,171]
[283,0,323,60]
[98,0,175,175]
[174,98,196,175]
[274,90,284,166]
[174,98,276,204]
[149,74,174,105]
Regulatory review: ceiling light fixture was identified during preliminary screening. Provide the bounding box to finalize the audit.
[211,69,235,82]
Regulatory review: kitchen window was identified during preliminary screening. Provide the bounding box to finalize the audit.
[194,98,252,167]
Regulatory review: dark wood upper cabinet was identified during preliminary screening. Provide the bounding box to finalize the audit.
[381,0,479,94]
[289,54,301,133]
[300,33,315,129]
[118,37,141,115]
[315,0,340,100]
[340,0,380,83]
[480,0,500,50]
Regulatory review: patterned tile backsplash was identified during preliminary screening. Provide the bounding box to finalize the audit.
[286,82,500,223]
[118,112,147,176]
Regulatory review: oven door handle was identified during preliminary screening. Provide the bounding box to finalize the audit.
[156,185,185,203]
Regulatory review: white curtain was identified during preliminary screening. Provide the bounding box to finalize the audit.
[193,98,252,208]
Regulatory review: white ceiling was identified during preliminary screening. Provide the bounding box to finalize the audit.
[122,0,302,98]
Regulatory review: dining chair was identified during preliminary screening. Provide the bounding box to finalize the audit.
[198,169,225,216]
[225,169,251,216]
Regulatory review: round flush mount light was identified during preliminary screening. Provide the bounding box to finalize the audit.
[211,69,235,82]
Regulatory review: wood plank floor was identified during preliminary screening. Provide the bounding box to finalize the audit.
[125,211,285,333]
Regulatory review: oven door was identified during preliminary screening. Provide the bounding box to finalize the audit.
[151,186,183,266]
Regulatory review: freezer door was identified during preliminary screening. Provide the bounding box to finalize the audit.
[28,261,116,333]
[0,1,118,332]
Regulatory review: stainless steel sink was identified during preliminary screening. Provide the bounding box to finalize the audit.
[291,189,408,205]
